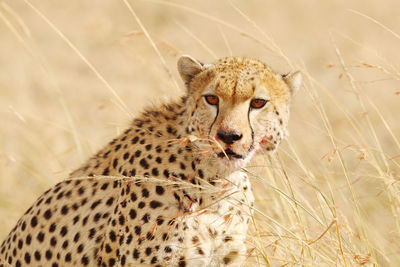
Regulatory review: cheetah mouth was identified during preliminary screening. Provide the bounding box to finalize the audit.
[216,148,244,159]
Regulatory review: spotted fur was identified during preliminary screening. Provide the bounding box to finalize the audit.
[0,56,301,266]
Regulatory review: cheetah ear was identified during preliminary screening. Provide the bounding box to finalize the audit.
[282,71,302,96]
[177,55,204,86]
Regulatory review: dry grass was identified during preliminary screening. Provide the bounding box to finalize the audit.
[0,0,399,266]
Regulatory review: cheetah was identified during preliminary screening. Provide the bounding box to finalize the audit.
[0,56,301,267]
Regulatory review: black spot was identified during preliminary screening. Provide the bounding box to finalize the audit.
[74,232,80,243]
[129,209,137,219]
[103,167,110,176]
[131,136,139,144]
[45,250,52,260]
[224,236,233,242]
[180,162,186,170]
[37,232,44,242]
[30,216,38,227]
[198,169,204,178]
[169,155,176,163]
[115,144,121,151]
[94,212,101,222]
[44,209,52,219]
[91,200,102,209]
[163,169,170,178]
[50,236,57,246]
[103,150,111,158]
[61,205,69,215]
[62,240,69,249]
[34,251,41,261]
[49,223,56,233]
[151,256,158,264]
[139,158,149,169]
[101,183,109,190]
[101,198,112,208]
[155,186,164,195]
[113,159,118,169]
[192,236,199,244]
[146,232,155,240]
[164,246,172,253]
[77,244,84,253]
[145,144,152,151]
[109,231,116,242]
[134,226,141,235]
[119,215,125,225]
[142,213,150,223]
[156,216,164,225]
[135,150,141,157]
[24,252,31,264]
[151,168,159,176]
[60,226,68,237]
[179,257,186,267]
[145,247,152,256]
[142,188,149,198]
[81,255,89,265]
[162,233,168,241]
[150,201,163,209]
[77,187,85,196]
[197,247,205,255]
[126,234,133,245]
[223,256,231,264]
[25,234,32,245]
[133,249,140,259]
[89,228,96,239]
[65,253,71,262]
[173,192,181,201]
[82,215,89,226]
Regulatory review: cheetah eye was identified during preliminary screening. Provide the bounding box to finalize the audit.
[204,95,219,106]
[250,98,268,109]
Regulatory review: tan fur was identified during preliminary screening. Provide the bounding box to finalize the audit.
[0,56,300,267]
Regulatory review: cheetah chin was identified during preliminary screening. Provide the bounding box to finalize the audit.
[215,143,261,170]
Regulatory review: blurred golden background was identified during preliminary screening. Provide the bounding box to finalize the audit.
[0,0,399,265]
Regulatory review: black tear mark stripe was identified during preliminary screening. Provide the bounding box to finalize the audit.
[208,101,219,137]
[247,106,254,147]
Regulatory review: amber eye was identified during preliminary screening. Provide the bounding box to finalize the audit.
[250,99,268,109]
[204,95,219,106]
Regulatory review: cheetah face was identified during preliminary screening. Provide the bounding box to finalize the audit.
[178,56,301,169]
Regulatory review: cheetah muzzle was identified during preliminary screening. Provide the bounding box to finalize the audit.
[0,55,301,267]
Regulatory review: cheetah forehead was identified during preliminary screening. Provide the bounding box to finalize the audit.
[205,57,289,102]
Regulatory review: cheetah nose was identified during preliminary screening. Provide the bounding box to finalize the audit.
[217,130,243,145]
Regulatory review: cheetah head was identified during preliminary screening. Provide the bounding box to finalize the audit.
[178,55,301,169]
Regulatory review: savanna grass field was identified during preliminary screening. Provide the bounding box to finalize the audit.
[0,0,399,266]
